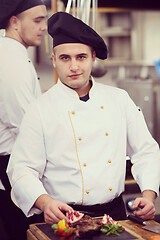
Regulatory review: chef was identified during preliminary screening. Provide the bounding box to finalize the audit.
[0,0,47,239]
[7,12,160,226]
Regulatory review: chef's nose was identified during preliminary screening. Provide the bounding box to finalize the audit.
[41,20,47,31]
[70,59,79,71]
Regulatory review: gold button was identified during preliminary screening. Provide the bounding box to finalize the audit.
[79,137,82,141]
[100,106,104,109]
[83,163,87,167]
[72,111,75,115]
[86,190,90,194]
[105,132,109,136]
[108,160,111,163]
[109,188,112,191]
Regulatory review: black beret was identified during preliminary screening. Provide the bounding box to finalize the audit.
[0,0,45,29]
[48,12,107,60]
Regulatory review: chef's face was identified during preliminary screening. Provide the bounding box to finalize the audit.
[52,43,96,97]
[14,5,47,48]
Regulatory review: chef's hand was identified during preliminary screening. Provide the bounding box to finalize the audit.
[131,190,156,220]
[35,194,73,225]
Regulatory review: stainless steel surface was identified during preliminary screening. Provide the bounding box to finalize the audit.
[117,79,160,145]
[143,224,160,234]
[128,214,160,234]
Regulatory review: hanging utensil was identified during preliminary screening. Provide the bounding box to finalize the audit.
[92,0,97,29]
[72,0,76,17]
[91,0,107,78]
[65,0,72,13]
[76,0,80,18]
[82,0,91,24]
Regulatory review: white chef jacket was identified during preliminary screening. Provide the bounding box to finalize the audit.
[7,78,160,217]
[0,37,41,189]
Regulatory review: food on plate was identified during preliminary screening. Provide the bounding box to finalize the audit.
[51,211,125,238]
[101,214,118,225]
[100,215,124,237]
[74,214,124,238]
[66,209,84,223]
[75,214,102,238]
[100,223,123,236]
[51,219,74,237]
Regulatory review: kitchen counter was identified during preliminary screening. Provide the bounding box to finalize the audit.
[27,220,160,240]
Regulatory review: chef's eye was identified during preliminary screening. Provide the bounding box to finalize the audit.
[78,55,87,60]
[60,56,69,61]
[34,18,42,23]
[34,20,41,23]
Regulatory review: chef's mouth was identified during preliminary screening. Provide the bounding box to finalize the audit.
[69,74,81,79]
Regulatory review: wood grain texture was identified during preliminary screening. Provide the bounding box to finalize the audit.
[119,220,160,240]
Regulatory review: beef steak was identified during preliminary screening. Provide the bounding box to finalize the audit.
[74,215,102,238]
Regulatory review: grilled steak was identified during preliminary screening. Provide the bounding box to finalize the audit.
[75,215,102,238]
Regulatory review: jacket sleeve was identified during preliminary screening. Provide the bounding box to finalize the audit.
[0,55,41,138]
[7,102,47,217]
[125,91,160,195]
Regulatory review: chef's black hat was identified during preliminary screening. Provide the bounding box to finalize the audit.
[0,0,45,29]
[48,12,107,60]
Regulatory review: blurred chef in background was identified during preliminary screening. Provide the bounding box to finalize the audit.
[0,0,47,239]
[7,12,160,226]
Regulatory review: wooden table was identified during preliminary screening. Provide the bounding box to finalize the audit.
[27,220,160,240]
[119,220,160,239]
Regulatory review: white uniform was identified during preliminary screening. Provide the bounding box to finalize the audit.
[0,37,41,189]
[7,78,160,217]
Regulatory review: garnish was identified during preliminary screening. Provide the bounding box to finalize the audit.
[51,219,75,237]
[100,223,123,236]
[66,210,84,223]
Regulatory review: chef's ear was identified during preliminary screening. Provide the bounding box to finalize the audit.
[9,16,19,31]
[52,52,56,68]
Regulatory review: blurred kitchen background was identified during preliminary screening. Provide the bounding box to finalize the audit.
[1,1,160,238]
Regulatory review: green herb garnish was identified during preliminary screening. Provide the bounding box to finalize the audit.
[100,223,123,237]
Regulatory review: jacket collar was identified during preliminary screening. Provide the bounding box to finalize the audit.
[57,76,95,101]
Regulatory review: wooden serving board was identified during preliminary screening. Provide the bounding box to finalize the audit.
[119,220,160,240]
[28,220,160,240]
[29,222,134,239]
